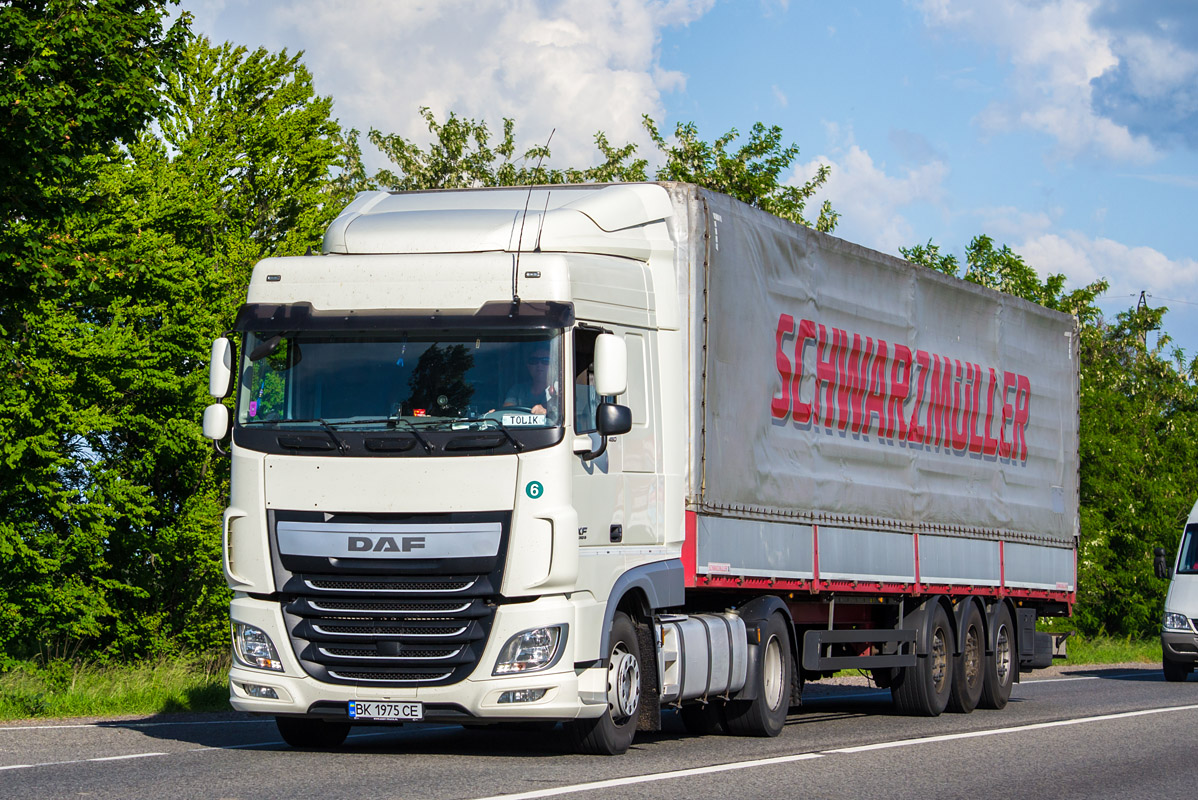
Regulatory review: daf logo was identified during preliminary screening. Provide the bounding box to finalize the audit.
[347,535,426,553]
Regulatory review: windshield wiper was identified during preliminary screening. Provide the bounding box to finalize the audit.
[248,417,348,454]
[388,416,434,453]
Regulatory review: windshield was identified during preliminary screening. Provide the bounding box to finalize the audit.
[236,329,563,430]
[1179,526,1198,574]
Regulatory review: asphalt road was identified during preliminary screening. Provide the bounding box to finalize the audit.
[2,664,1196,800]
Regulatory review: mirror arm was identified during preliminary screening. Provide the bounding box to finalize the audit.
[212,439,230,457]
[580,435,608,462]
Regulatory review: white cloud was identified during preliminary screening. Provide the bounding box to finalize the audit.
[183,0,716,169]
[792,143,949,254]
[1018,230,1198,298]
[916,0,1158,162]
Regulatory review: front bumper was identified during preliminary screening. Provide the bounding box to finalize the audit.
[1162,630,1198,666]
[228,593,607,723]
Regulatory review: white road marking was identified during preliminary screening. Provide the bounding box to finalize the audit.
[469,703,1198,800]
[1022,671,1155,684]
[470,753,826,800]
[827,703,1198,754]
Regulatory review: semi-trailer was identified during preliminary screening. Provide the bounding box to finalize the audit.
[202,182,1078,754]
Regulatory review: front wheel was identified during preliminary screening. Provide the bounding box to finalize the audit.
[567,612,642,755]
[725,612,791,737]
[1163,657,1192,683]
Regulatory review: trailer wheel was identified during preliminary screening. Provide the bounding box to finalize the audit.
[275,717,350,749]
[1163,657,1192,683]
[979,605,1015,709]
[947,603,984,713]
[567,612,641,755]
[891,603,953,716]
[679,701,727,735]
[725,613,791,737]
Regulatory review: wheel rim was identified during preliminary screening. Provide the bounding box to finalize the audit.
[608,642,640,722]
[963,625,982,688]
[931,627,948,691]
[995,623,1012,686]
[762,634,784,711]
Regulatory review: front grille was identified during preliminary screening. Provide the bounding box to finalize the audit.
[272,510,508,688]
[304,578,477,593]
[328,670,454,683]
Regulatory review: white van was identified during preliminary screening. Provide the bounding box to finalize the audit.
[1154,516,1198,681]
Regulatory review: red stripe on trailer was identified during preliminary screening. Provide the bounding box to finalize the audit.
[682,510,698,588]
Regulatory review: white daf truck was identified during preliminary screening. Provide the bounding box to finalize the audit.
[203,182,1078,754]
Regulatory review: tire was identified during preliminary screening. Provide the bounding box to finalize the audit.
[679,701,726,735]
[891,602,954,717]
[979,605,1015,709]
[275,717,351,749]
[947,602,984,714]
[1163,657,1192,683]
[725,613,791,737]
[567,612,642,755]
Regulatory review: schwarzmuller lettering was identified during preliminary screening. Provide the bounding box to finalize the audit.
[771,313,1032,463]
[348,535,427,553]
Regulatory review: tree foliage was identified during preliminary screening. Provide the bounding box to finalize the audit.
[365,108,838,231]
[0,32,345,659]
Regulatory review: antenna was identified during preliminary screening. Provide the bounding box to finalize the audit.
[534,190,552,252]
[512,128,554,307]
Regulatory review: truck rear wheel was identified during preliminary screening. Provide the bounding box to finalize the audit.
[275,717,351,749]
[947,602,984,713]
[1163,657,1192,683]
[891,603,953,716]
[979,605,1015,709]
[567,612,641,755]
[725,612,791,737]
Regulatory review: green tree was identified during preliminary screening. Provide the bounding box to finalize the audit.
[366,109,837,231]
[0,34,347,659]
[0,0,187,226]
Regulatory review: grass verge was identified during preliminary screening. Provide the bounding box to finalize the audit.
[0,654,231,721]
[1058,634,1161,665]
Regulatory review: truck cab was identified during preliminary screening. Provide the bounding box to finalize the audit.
[1155,504,1198,682]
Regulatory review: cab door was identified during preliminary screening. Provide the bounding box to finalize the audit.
[571,325,623,548]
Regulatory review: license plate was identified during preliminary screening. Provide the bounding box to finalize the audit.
[348,700,423,721]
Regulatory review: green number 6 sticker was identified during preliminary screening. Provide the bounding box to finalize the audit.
[525,481,544,499]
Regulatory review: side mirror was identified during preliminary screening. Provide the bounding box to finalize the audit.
[580,402,631,462]
[203,403,230,442]
[597,402,632,437]
[209,337,234,398]
[594,333,626,397]
[1154,547,1173,580]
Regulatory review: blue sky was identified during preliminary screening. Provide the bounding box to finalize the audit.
[183,0,1198,355]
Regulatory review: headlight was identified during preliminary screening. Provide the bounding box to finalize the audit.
[232,622,284,671]
[493,625,565,675]
[1163,612,1193,632]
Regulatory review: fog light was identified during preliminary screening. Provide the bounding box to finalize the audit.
[243,684,279,699]
[498,688,548,704]
[494,626,565,675]
[232,622,284,671]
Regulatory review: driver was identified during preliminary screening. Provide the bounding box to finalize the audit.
[503,346,559,419]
